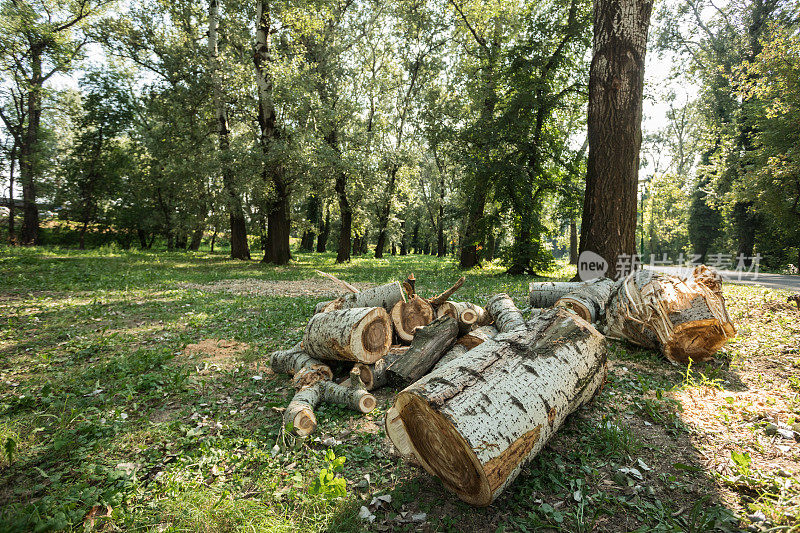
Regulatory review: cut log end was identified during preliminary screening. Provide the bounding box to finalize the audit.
[392,297,435,343]
[291,409,317,436]
[391,393,491,506]
[359,393,377,413]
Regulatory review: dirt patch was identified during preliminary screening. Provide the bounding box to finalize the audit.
[183,339,250,362]
[178,278,374,298]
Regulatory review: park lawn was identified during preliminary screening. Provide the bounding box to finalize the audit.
[0,247,798,532]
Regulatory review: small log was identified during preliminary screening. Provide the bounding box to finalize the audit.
[385,308,607,506]
[354,346,408,390]
[403,273,416,297]
[528,281,590,308]
[391,296,435,343]
[386,316,459,388]
[437,301,488,332]
[269,342,333,389]
[604,268,736,363]
[284,381,377,437]
[486,293,527,333]
[314,281,406,314]
[303,307,392,364]
[427,276,466,308]
[554,278,617,323]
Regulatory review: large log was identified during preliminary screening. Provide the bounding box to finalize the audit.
[554,278,617,323]
[303,307,392,364]
[284,380,377,436]
[314,281,406,314]
[391,296,435,343]
[385,309,607,506]
[528,281,590,308]
[386,316,459,388]
[604,267,736,363]
[269,342,333,389]
[486,293,527,333]
[431,325,499,372]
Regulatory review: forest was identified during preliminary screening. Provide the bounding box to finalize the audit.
[1,0,798,273]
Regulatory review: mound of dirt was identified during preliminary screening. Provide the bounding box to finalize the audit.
[183,339,250,360]
[179,278,374,298]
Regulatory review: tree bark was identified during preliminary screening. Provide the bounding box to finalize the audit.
[391,296,435,343]
[314,281,406,314]
[284,380,376,437]
[188,227,204,251]
[316,206,330,252]
[569,219,578,264]
[486,293,527,333]
[385,308,607,506]
[354,346,407,390]
[209,0,250,260]
[303,307,392,363]
[529,280,592,308]
[19,47,43,245]
[579,0,652,279]
[458,324,498,350]
[554,278,617,323]
[335,167,351,263]
[386,316,459,388]
[437,301,488,333]
[270,342,333,389]
[7,142,16,243]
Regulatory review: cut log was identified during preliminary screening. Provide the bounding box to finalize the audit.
[269,342,333,389]
[354,345,408,390]
[284,380,377,437]
[604,268,736,363]
[385,308,607,506]
[403,273,416,297]
[303,307,392,364]
[430,343,469,372]
[314,281,406,314]
[386,316,459,388]
[391,296,435,343]
[458,325,498,349]
[486,293,527,333]
[554,278,617,323]
[528,281,590,308]
[427,276,466,308]
[437,301,488,332]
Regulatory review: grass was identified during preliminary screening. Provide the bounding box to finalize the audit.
[0,246,798,532]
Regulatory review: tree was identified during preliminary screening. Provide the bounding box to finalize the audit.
[0,0,108,244]
[579,0,653,279]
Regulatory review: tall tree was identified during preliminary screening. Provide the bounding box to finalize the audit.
[579,0,653,279]
[0,0,106,244]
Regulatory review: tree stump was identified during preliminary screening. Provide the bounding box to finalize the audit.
[303,307,392,363]
[385,309,607,506]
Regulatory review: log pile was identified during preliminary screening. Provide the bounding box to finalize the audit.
[267,266,735,505]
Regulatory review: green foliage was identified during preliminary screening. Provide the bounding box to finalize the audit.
[309,449,347,499]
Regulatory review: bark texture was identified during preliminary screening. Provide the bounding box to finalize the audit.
[579,0,653,279]
[314,282,406,314]
[354,345,407,390]
[437,301,487,332]
[486,293,527,333]
[386,316,459,388]
[285,381,376,436]
[529,281,592,308]
[270,342,333,389]
[386,309,607,506]
[555,278,617,323]
[303,307,392,363]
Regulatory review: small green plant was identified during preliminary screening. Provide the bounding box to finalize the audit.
[3,437,16,463]
[681,359,724,390]
[308,449,346,499]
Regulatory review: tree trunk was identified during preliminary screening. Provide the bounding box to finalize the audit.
[263,176,291,264]
[569,219,578,264]
[270,342,333,389]
[300,230,315,251]
[386,316,459,388]
[486,293,527,333]
[579,0,652,279]
[284,380,376,437]
[354,346,407,391]
[391,296,435,343]
[385,308,607,506]
[316,206,330,252]
[431,343,469,373]
[437,301,488,333]
[189,227,204,251]
[458,324,498,350]
[336,169,351,263]
[19,49,43,245]
[303,307,392,363]
[7,142,16,243]
[137,228,148,249]
[314,281,406,314]
[210,0,250,260]
[605,266,736,363]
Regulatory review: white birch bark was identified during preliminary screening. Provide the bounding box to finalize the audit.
[315,282,406,314]
[437,301,488,332]
[554,278,617,323]
[486,293,527,333]
[385,309,607,506]
[529,281,590,308]
[270,342,333,388]
[303,307,392,363]
[284,381,376,436]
